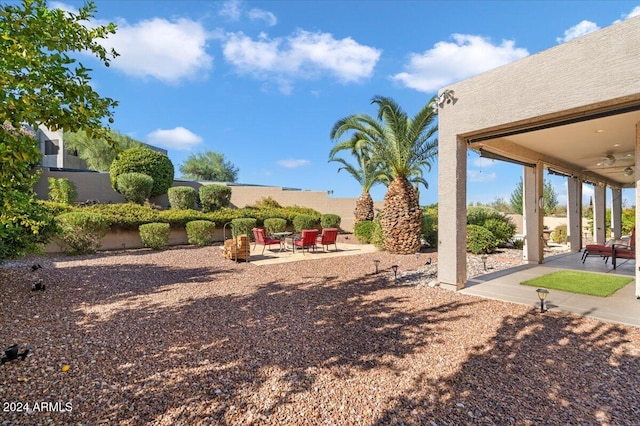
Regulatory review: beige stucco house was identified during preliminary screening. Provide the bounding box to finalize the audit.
[437,15,640,296]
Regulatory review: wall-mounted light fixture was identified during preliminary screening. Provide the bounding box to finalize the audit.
[432,89,456,112]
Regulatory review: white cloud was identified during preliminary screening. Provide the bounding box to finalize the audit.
[223,30,381,93]
[277,159,310,168]
[249,8,277,26]
[103,18,213,84]
[472,157,496,168]
[468,170,497,183]
[391,34,529,93]
[146,127,203,151]
[615,5,640,23]
[219,0,241,21]
[49,1,75,13]
[556,20,600,43]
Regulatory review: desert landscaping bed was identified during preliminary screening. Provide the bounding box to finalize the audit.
[1,246,640,425]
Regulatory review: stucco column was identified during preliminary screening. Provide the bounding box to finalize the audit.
[522,163,543,263]
[567,176,582,251]
[593,185,606,244]
[437,135,467,291]
[611,188,622,239]
[635,121,640,299]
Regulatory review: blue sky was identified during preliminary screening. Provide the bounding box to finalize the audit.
[49,0,640,207]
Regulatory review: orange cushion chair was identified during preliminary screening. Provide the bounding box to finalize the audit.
[317,228,338,251]
[252,227,281,254]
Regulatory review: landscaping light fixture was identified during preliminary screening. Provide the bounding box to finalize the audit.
[373,259,380,274]
[536,288,549,313]
[480,254,488,271]
[391,265,399,280]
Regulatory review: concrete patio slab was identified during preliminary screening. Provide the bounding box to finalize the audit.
[461,251,640,327]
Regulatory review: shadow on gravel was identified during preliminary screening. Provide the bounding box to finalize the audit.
[374,310,640,425]
[0,250,474,424]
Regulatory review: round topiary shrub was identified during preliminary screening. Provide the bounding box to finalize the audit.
[116,172,154,204]
[293,214,318,232]
[320,214,341,229]
[110,147,174,197]
[231,218,257,238]
[56,211,110,254]
[199,184,231,212]
[264,218,287,235]
[168,186,196,210]
[139,222,170,250]
[354,220,375,244]
[186,220,217,246]
[466,224,496,254]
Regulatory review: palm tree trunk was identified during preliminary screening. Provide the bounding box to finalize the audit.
[381,177,422,254]
[354,191,374,223]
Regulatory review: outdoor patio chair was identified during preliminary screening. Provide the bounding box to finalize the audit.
[252,227,281,254]
[583,227,635,265]
[293,229,318,254]
[317,228,338,251]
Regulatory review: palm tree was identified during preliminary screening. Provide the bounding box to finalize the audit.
[331,95,438,254]
[329,132,384,222]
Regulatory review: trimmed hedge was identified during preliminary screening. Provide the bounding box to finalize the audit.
[293,214,318,232]
[186,220,216,246]
[139,222,170,250]
[231,218,257,238]
[116,172,153,204]
[110,147,174,197]
[264,218,287,235]
[168,186,196,210]
[320,214,341,229]
[56,211,110,254]
[199,184,231,212]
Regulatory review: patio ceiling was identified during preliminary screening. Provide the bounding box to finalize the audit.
[467,107,640,189]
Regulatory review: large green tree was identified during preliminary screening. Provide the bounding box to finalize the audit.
[179,151,239,182]
[329,131,384,222]
[0,0,118,260]
[331,96,438,254]
[64,130,144,171]
[509,177,559,215]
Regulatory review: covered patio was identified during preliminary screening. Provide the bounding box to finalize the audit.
[437,14,640,300]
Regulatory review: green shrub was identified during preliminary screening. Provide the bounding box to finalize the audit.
[512,237,525,249]
[467,206,515,247]
[421,206,438,247]
[83,203,160,229]
[293,214,318,232]
[139,222,170,250]
[110,147,174,197]
[552,224,568,244]
[250,196,282,208]
[354,220,375,244]
[231,218,257,238]
[116,172,153,204]
[38,200,75,216]
[484,218,516,246]
[199,184,231,212]
[371,215,385,250]
[264,218,287,235]
[56,212,110,254]
[168,186,196,210]
[48,177,77,205]
[158,209,211,228]
[466,224,496,254]
[320,214,341,229]
[0,200,58,260]
[186,220,217,246]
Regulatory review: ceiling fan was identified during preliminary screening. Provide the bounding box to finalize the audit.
[595,152,634,167]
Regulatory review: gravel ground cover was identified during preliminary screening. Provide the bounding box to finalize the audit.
[1,245,640,425]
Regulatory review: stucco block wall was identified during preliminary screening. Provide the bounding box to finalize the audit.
[34,170,382,233]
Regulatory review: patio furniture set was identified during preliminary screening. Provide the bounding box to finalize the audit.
[581,228,636,269]
[252,227,338,255]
